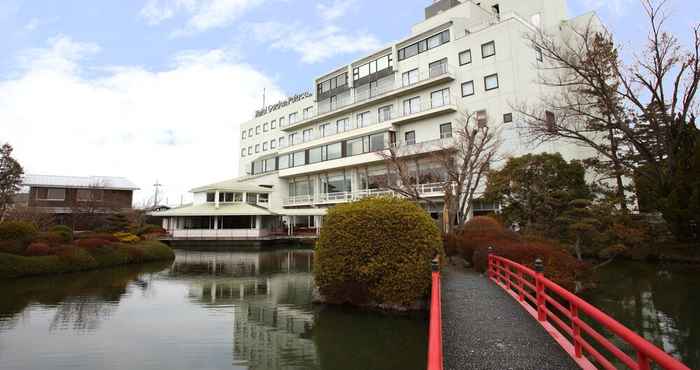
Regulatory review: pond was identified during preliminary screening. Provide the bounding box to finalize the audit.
[0,248,427,370]
[583,260,700,369]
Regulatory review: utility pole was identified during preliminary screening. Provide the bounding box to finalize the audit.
[153,180,163,208]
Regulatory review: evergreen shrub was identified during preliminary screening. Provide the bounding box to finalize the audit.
[314,197,443,308]
[0,221,38,241]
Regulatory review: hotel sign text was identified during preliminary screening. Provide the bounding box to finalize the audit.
[255,92,313,118]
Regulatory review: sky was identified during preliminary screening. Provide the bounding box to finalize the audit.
[1,0,698,206]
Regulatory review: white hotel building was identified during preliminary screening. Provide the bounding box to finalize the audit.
[156,0,595,240]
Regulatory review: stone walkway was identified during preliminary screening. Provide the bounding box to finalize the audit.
[441,267,579,370]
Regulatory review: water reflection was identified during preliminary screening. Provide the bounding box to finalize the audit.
[0,248,426,370]
[584,261,700,368]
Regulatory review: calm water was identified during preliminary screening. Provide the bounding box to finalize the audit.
[0,248,427,370]
[583,261,700,368]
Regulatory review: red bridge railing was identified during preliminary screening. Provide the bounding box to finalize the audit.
[427,258,443,370]
[488,254,690,370]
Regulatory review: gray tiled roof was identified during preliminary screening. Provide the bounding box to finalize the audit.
[22,174,139,191]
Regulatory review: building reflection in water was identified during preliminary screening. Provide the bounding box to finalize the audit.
[170,249,320,370]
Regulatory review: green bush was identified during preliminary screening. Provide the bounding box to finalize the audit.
[314,197,443,308]
[0,240,26,255]
[49,225,73,243]
[0,221,38,241]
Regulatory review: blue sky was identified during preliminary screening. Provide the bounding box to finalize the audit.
[0,0,698,204]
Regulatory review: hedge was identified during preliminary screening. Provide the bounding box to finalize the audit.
[0,241,175,279]
[0,221,38,241]
[314,197,443,308]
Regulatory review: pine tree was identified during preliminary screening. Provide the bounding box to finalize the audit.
[0,143,24,222]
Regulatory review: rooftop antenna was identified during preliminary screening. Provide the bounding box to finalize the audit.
[153,180,163,207]
[262,88,266,108]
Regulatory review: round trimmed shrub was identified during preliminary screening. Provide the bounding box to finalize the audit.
[0,221,38,241]
[455,216,520,263]
[314,197,443,308]
[49,225,73,243]
[25,243,51,256]
[75,238,113,250]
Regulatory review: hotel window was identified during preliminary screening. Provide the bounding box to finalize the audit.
[477,110,488,128]
[462,81,475,97]
[459,49,472,65]
[503,113,513,123]
[545,111,557,132]
[309,147,323,164]
[248,128,253,137]
[242,130,247,140]
[264,158,276,173]
[278,136,285,148]
[353,54,393,81]
[289,112,298,125]
[279,116,286,127]
[346,137,369,156]
[253,161,263,174]
[270,139,277,149]
[320,122,334,137]
[271,119,277,129]
[440,123,453,139]
[317,73,348,95]
[278,154,290,170]
[263,142,268,151]
[303,106,313,119]
[398,29,450,61]
[255,144,260,153]
[481,41,496,58]
[431,88,450,108]
[405,130,416,145]
[248,146,252,155]
[303,128,314,142]
[324,142,343,161]
[234,193,244,202]
[378,105,393,123]
[292,151,306,167]
[429,58,448,78]
[289,133,299,145]
[369,132,387,151]
[219,192,235,203]
[337,118,350,133]
[321,171,351,194]
[241,148,246,157]
[256,125,261,135]
[357,111,371,128]
[263,123,269,132]
[484,73,499,91]
[329,95,338,111]
[535,46,543,62]
[402,69,419,87]
[77,189,102,202]
[403,96,421,115]
[206,192,215,202]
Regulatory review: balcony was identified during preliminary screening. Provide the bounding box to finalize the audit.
[282,64,456,132]
[282,182,451,207]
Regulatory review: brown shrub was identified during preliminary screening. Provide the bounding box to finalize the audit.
[33,232,66,247]
[25,243,51,256]
[0,240,26,255]
[75,238,114,250]
[454,216,520,263]
[74,233,119,242]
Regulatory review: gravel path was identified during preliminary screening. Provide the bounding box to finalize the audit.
[441,266,579,370]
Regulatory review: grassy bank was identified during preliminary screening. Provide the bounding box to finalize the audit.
[0,241,174,279]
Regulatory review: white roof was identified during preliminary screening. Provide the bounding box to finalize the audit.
[153,203,277,217]
[23,174,139,191]
[191,178,274,193]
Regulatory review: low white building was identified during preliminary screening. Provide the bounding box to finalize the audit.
[156,0,600,240]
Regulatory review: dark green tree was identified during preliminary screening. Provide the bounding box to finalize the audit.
[0,143,24,222]
[556,199,600,260]
[106,213,129,232]
[485,153,592,236]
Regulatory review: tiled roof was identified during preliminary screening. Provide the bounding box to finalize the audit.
[22,174,139,190]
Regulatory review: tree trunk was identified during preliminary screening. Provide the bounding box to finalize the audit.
[574,235,583,261]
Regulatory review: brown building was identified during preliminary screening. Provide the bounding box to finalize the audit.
[23,175,139,229]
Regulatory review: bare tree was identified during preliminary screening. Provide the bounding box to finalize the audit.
[381,110,501,232]
[70,181,119,230]
[516,0,699,217]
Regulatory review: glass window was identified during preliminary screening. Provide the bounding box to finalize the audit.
[346,137,368,156]
[402,69,419,87]
[320,122,334,137]
[429,58,448,78]
[403,97,421,115]
[270,139,277,149]
[535,46,543,62]
[322,171,350,194]
[242,130,246,140]
[378,105,393,123]
[484,73,499,91]
[427,33,442,49]
[459,49,472,65]
[264,157,275,172]
[289,112,298,124]
[482,41,496,58]
[325,142,342,161]
[263,123,269,132]
[206,192,215,202]
[293,151,306,167]
[278,136,285,148]
[278,154,289,170]
[503,113,513,123]
[255,144,260,153]
[405,131,416,145]
[369,133,386,151]
[253,160,263,174]
[431,88,450,108]
[247,146,252,155]
[337,118,350,133]
[262,142,268,151]
[398,30,449,61]
[309,147,323,164]
[303,106,313,119]
[256,125,260,134]
[303,128,314,142]
[462,81,475,97]
[357,111,371,128]
[477,110,488,128]
[248,128,253,137]
[271,120,277,129]
[279,116,286,127]
[440,123,453,139]
[241,148,246,157]
[377,55,389,71]
[329,95,338,111]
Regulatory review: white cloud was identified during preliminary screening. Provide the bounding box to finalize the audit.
[247,21,382,63]
[316,0,356,21]
[0,36,286,205]
[140,0,264,35]
[577,0,634,16]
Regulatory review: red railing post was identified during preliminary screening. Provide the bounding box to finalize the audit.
[427,257,443,370]
[571,303,582,358]
[534,258,546,322]
[637,352,651,370]
[517,269,524,302]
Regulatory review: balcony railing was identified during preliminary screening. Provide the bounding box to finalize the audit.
[283,182,451,206]
[284,65,456,131]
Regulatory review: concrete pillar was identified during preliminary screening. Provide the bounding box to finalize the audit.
[267,278,271,296]
[215,190,220,209]
[239,284,244,299]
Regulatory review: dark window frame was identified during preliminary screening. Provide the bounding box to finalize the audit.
[484,73,499,91]
[461,80,475,97]
[459,49,472,65]
[439,123,453,139]
[481,41,496,58]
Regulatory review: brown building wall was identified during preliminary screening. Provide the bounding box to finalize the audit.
[28,187,134,211]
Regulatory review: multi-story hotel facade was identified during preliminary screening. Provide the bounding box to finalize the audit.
[156,0,596,240]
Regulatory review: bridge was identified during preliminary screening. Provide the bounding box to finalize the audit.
[427,255,691,370]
